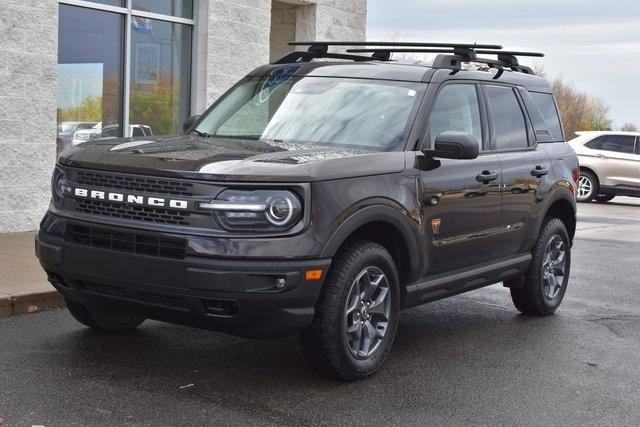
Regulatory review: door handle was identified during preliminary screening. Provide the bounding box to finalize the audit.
[531,165,549,177]
[476,170,499,183]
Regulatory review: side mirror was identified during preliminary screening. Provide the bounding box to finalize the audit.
[425,131,479,160]
[183,115,200,133]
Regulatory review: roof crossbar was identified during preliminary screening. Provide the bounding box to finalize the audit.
[276,41,543,76]
[347,47,542,75]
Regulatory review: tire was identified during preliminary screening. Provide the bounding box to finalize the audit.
[510,218,571,316]
[594,193,615,203]
[65,298,145,332]
[300,240,400,381]
[576,170,598,202]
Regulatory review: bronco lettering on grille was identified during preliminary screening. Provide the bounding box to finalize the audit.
[73,187,189,210]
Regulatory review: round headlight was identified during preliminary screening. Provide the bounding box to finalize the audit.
[267,197,294,226]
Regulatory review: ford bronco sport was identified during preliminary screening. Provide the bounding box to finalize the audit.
[36,42,579,381]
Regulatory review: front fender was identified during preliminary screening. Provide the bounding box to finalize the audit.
[319,203,422,282]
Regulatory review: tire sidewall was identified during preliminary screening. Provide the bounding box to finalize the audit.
[333,245,401,376]
[534,219,571,312]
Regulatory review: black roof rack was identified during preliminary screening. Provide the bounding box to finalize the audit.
[274,41,543,76]
[289,41,503,49]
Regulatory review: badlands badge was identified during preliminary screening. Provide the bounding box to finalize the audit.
[431,218,442,235]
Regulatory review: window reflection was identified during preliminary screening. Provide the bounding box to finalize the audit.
[57,5,123,153]
[132,0,193,18]
[129,18,191,136]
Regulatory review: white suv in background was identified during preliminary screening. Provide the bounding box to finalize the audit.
[569,131,640,203]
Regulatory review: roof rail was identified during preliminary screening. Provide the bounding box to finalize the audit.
[275,41,543,76]
[346,47,543,75]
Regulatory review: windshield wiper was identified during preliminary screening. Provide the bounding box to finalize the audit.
[193,129,211,138]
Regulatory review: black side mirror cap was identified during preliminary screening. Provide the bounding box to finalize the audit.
[424,131,480,160]
[183,115,200,133]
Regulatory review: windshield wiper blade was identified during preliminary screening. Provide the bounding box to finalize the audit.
[193,129,210,138]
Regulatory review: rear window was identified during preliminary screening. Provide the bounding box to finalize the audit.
[585,135,635,154]
[530,92,564,141]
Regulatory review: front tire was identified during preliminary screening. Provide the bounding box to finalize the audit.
[65,298,145,332]
[576,170,598,202]
[300,240,400,381]
[510,218,571,316]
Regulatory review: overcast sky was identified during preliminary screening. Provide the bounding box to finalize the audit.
[367,0,640,128]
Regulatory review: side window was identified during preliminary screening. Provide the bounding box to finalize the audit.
[427,84,482,149]
[486,86,528,150]
[530,92,564,141]
[590,135,635,154]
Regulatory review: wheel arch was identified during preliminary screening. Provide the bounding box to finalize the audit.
[579,165,601,184]
[541,192,577,243]
[320,204,422,289]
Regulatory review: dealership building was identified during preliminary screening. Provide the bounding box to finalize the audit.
[0,0,366,233]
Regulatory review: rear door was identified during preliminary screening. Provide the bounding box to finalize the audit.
[482,84,553,256]
[584,135,640,189]
[418,82,503,275]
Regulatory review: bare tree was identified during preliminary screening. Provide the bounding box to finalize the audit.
[620,122,638,132]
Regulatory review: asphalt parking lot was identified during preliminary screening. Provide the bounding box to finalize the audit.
[1,197,639,426]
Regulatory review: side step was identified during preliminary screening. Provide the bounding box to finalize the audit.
[403,254,531,309]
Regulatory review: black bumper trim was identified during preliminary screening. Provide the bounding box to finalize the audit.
[37,231,331,338]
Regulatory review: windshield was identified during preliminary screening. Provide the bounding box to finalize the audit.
[195,74,424,151]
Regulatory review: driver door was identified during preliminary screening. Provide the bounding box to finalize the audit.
[419,82,503,275]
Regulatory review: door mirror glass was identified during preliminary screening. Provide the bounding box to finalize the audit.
[426,131,480,160]
[183,115,200,132]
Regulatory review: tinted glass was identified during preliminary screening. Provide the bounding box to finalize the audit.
[531,92,563,141]
[195,76,423,151]
[428,84,482,149]
[87,0,124,6]
[486,86,528,149]
[587,135,635,154]
[132,0,193,18]
[129,18,192,136]
[57,5,124,154]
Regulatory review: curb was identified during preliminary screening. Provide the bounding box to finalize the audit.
[0,290,65,318]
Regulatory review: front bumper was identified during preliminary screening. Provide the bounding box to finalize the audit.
[36,218,331,339]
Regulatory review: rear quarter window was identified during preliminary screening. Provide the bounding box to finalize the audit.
[530,92,564,142]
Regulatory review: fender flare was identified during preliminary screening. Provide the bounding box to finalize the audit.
[320,204,422,282]
[536,186,577,240]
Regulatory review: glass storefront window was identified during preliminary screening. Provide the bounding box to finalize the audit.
[57,2,194,154]
[57,5,124,154]
[89,0,124,6]
[129,18,192,136]
[132,0,193,19]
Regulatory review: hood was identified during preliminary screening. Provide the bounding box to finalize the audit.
[58,135,406,182]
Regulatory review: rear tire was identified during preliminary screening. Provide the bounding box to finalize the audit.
[594,193,615,203]
[576,170,598,202]
[300,240,400,381]
[65,298,145,332]
[510,218,571,316]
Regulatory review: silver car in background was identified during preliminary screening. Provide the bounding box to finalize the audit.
[569,131,640,203]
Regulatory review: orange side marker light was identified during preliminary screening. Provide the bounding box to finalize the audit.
[305,269,324,281]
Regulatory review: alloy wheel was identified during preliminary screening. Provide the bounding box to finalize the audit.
[344,266,391,359]
[577,176,593,200]
[542,235,566,300]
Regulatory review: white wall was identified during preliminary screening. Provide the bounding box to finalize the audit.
[0,0,58,233]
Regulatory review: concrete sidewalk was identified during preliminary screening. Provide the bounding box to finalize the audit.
[0,232,64,317]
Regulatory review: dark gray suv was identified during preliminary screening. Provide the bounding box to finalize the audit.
[36,42,579,380]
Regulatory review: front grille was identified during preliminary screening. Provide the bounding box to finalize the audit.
[75,200,191,226]
[67,224,186,259]
[75,170,194,196]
